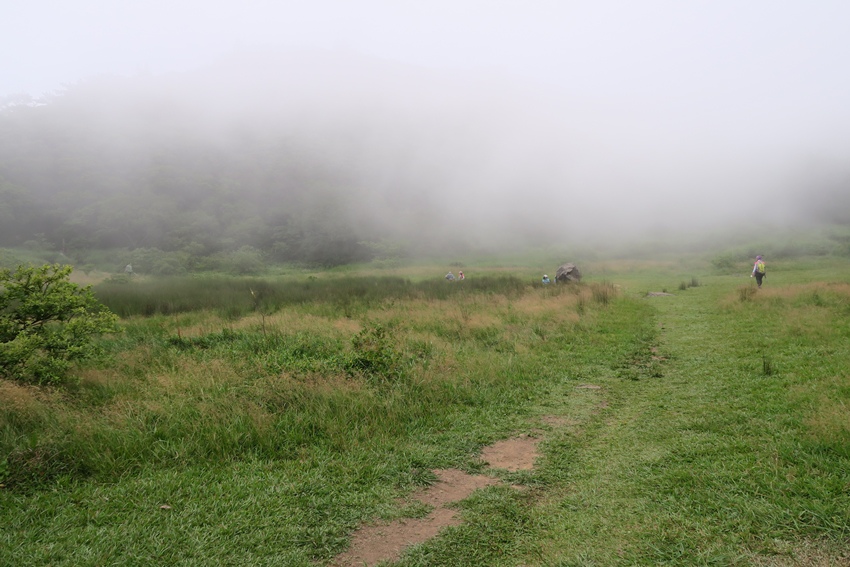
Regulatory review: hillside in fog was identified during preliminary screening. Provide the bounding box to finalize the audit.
[1,49,848,267]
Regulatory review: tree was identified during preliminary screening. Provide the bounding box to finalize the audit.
[0,264,118,386]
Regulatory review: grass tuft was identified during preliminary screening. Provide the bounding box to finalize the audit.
[739,285,757,302]
[762,354,775,376]
[590,281,616,305]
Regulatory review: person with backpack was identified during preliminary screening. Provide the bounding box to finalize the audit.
[751,255,766,288]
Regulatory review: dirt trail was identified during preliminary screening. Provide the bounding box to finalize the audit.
[332,433,550,566]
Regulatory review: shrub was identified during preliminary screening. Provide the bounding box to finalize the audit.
[347,324,402,380]
[0,264,119,386]
[125,248,191,276]
[223,246,265,275]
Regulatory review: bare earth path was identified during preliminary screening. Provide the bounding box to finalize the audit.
[333,436,543,566]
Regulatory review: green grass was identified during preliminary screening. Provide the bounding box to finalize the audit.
[3,256,850,565]
[525,260,850,566]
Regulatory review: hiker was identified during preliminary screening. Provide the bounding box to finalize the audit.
[445,271,455,281]
[458,270,465,281]
[751,255,766,288]
[542,274,550,284]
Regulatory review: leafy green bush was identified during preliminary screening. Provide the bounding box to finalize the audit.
[0,264,119,385]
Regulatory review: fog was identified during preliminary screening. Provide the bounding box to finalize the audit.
[3,1,850,255]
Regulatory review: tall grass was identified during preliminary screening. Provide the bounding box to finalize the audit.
[1,277,618,492]
[589,280,616,305]
[93,274,528,317]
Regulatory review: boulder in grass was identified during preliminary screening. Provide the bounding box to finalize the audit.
[555,263,581,283]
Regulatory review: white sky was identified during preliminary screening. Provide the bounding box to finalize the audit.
[6,0,850,104]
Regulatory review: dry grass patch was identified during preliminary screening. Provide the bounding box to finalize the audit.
[803,394,850,444]
[364,297,492,329]
[514,290,583,317]
[232,310,350,335]
[151,357,241,393]
[77,366,123,389]
[312,289,591,336]
[158,309,361,339]
[757,281,850,301]
[747,539,850,566]
[108,345,165,376]
[792,374,850,445]
[780,307,836,342]
[459,311,502,329]
[0,379,56,413]
[293,370,367,392]
[724,281,850,307]
[331,317,363,334]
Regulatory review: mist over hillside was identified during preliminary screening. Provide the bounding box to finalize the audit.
[1,49,848,266]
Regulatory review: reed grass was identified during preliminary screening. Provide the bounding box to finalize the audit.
[93,274,529,317]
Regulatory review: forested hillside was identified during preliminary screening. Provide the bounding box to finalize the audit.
[2,50,848,271]
[0,51,526,268]
[0,93,366,266]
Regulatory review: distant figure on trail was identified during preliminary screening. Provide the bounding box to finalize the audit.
[458,270,465,281]
[124,264,133,276]
[542,274,550,284]
[445,271,455,281]
[751,255,766,288]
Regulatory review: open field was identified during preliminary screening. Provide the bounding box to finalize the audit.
[2,256,850,566]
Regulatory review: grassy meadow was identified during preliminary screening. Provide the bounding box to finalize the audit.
[2,255,850,565]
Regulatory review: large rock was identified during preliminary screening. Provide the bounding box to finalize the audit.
[555,263,581,283]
